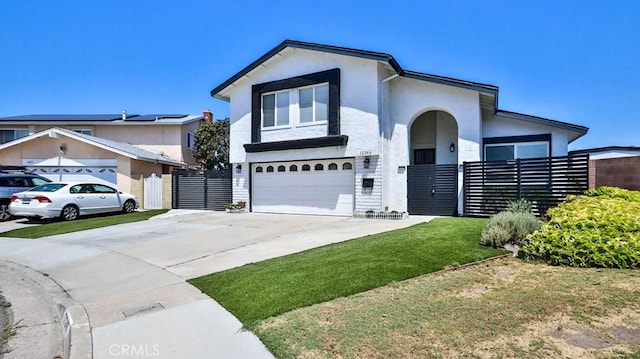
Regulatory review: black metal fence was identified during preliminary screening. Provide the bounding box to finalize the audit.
[463,153,589,216]
[172,169,232,210]
[407,164,458,216]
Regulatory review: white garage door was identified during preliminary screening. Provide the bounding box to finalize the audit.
[252,159,354,216]
[28,166,117,185]
[23,158,118,185]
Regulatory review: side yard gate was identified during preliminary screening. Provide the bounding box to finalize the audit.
[407,164,458,216]
[143,173,163,209]
[172,169,232,211]
[463,153,589,216]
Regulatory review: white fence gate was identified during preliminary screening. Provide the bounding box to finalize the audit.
[144,173,163,209]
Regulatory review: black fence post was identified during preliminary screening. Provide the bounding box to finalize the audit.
[172,171,179,209]
[516,158,522,200]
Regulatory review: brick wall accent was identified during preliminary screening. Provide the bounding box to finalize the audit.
[590,155,640,190]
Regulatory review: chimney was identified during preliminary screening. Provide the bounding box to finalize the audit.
[203,109,213,123]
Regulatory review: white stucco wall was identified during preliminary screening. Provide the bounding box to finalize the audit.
[482,116,569,156]
[383,77,482,212]
[227,48,381,165]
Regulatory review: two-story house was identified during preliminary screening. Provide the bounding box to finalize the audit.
[210,40,588,216]
[0,112,207,193]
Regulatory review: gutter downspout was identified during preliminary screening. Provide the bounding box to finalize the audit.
[379,73,399,211]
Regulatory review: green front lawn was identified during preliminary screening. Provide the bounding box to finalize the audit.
[0,209,169,238]
[189,217,505,324]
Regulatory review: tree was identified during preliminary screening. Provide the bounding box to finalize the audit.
[192,118,229,170]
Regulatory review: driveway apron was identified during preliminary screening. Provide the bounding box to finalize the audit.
[0,210,432,358]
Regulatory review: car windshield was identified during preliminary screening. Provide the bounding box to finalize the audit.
[29,183,66,192]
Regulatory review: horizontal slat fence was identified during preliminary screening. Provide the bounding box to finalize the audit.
[172,169,232,210]
[463,153,589,216]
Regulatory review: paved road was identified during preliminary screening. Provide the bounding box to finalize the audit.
[0,210,433,358]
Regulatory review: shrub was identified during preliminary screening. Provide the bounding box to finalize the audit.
[506,198,533,214]
[519,187,640,268]
[480,211,541,248]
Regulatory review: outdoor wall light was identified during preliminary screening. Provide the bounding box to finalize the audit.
[450,142,456,153]
[235,164,242,173]
[363,157,370,169]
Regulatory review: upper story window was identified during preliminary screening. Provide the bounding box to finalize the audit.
[187,132,196,150]
[0,129,29,144]
[72,129,92,136]
[299,84,328,124]
[261,83,328,129]
[262,91,290,128]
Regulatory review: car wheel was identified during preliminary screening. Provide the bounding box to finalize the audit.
[61,205,79,221]
[123,199,136,213]
[0,204,10,222]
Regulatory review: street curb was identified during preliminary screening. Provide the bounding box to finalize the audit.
[2,260,92,358]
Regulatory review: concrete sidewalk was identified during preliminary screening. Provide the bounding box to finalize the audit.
[0,210,433,358]
[0,260,91,359]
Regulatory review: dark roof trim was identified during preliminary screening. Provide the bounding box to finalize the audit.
[244,135,348,153]
[210,39,498,99]
[403,71,498,95]
[496,110,588,135]
[570,146,640,155]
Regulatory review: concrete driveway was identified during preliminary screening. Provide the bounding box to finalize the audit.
[0,210,433,358]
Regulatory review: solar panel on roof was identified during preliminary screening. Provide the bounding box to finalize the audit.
[0,114,127,121]
[126,114,188,121]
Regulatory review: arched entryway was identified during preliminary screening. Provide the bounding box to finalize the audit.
[407,110,459,215]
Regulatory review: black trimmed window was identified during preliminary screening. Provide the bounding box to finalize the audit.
[266,166,274,173]
[342,162,353,170]
[484,134,551,161]
[328,163,338,170]
[299,84,329,124]
[251,68,340,143]
[277,165,286,172]
[262,91,290,128]
[302,164,311,171]
[290,165,298,171]
[255,166,263,173]
[314,164,324,171]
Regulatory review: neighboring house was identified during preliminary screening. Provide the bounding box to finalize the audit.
[211,40,588,216]
[0,127,185,196]
[571,146,640,191]
[570,146,640,160]
[0,113,206,167]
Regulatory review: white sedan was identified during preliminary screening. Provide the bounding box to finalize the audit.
[9,182,139,221]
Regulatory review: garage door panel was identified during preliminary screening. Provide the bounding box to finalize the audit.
[28,166,117,185]
[252,159,354,216]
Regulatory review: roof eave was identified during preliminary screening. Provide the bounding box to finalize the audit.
[402,71,498,95]
[496,110,589,141]
[210,39,402,98]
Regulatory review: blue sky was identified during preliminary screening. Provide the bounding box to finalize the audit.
[1,0,638,150]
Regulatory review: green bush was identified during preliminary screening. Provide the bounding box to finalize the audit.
[480,210,541,248]
[519,187,640,268]
[506,198,533,214]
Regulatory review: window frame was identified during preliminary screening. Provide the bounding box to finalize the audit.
[484,141,550,161]
[187,131,196,150]
[261,90,291,129]
[297,83,329,126]
[483,134,551,162]
[72,129,93,136]
[0,129,30,144]
[251,68,340,143]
